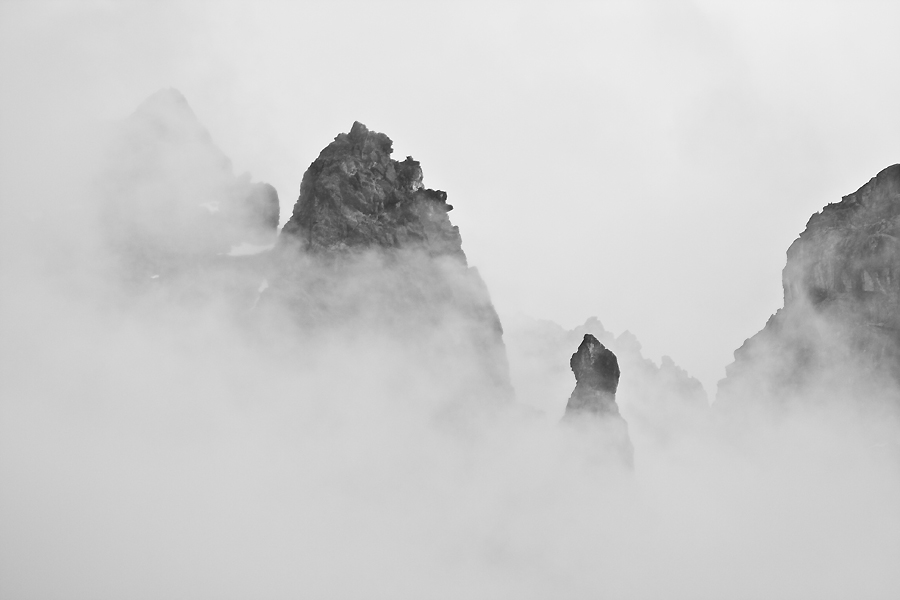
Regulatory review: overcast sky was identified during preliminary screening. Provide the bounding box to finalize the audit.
[2,0,899,393]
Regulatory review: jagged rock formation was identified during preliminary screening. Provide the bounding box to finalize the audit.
[569,319,708,424]
[565,334,622,416]
[267,122,512,405]
[562,334,634,466]
[505,315,707,442]
[98,89,279,281]
[717,164,900,410]
[280,121,462,258]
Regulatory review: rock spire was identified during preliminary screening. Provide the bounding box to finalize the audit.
[565,334,622,416]
[563,334,634,467]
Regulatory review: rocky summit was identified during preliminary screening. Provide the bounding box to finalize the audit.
[563,334,634,466]
[268,121,513,405]
[565,334,622,416]
[280,121,463,259]
[718,164,900,410]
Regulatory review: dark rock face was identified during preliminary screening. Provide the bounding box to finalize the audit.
[280,121,462,259]
[563,334,634,467]
[718,165,900,410]
[268,122,513,406]
[99,89,279,280]
[565,334,621,416]
[783,164,900,330]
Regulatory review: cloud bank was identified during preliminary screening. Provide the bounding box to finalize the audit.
[1,86,899,599]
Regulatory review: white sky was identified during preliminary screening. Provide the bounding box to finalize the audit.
[2,0,899,393]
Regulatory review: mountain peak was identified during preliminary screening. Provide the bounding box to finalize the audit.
[569,334,621,403]
[280,121,461,259]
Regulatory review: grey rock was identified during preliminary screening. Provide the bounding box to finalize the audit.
[267,122,513,406]
[717,164,900,411]
[563,334,634,467]
[565,334,621,416]
[504,315,707,443]
[280,121,461,259]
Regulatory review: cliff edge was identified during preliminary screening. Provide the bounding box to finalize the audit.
[718,165,900,410]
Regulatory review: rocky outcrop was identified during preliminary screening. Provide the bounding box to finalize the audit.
[280,121,462,259]
[562,334,634,467]
[98,89,279,281]
[267,122,512,405]
[504,316,707,442]
[717,165,900,410]
[565,334,622,417]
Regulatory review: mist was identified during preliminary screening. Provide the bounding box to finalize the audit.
[2,2,900,598]
[3,246,898,597]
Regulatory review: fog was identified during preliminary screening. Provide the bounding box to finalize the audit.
[3,244,898,597]
[2,1,900,598]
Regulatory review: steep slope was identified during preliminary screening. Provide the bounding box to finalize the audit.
[267,122,512,406]
[717,164,900,410]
